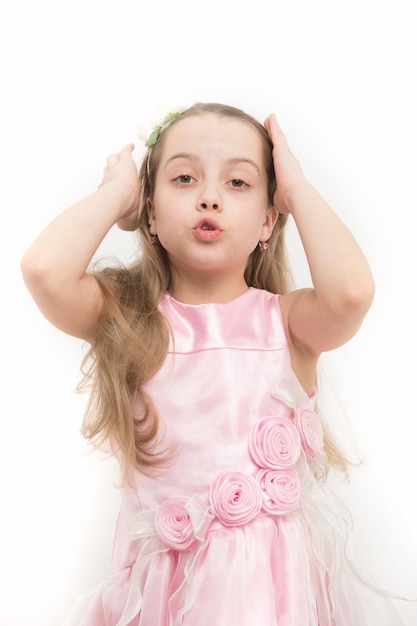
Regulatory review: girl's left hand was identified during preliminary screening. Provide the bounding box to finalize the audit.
[264,114,307,215]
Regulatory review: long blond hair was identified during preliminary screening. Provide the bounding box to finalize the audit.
[79,102,349,483]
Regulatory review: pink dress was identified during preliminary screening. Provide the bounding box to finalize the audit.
[63,288,404,625]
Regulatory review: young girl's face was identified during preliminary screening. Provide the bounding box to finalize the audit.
[148,114,277,281]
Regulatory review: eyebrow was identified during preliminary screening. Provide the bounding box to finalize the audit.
[164,153,260,173]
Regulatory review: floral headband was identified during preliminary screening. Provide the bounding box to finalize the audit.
[145,102,200,148]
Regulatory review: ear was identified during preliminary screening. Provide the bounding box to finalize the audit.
[147,198,157,235]
[260,205,279,241]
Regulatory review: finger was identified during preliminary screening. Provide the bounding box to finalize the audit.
[120,143,135,156]
[106,144,134,164]
[264,113,274,130]
[265,113,281,138]
[267,117,290,152]
[106,154,119,167]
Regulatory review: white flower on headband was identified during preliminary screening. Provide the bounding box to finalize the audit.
[137,102,200,148]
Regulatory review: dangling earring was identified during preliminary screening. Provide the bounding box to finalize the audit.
[150,234,160,245]
[258,241,269,251]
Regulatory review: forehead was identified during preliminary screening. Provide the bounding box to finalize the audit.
[161,114,264,163]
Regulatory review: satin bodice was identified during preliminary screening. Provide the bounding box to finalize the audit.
[112,288,315,568]
[138,289,313,503]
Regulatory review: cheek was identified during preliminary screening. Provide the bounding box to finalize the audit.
[238,218,265,251]
[244,207,269,232]
[151,191,171,225]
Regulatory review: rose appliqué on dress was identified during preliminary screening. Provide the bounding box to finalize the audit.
[249,415,301,469]
[154,495,200,551]
[293,406,324,460]
[257,468,301,514]
[154,409,324,545]
[209,471,263,527]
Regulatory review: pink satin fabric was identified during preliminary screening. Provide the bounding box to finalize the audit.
[62,288,404,625]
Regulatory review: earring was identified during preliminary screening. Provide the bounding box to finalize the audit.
[150,234,160,245]
[258,241,269,251]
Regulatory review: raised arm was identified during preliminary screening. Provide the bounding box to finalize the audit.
[20,144,140,340]
[265,115,375,359]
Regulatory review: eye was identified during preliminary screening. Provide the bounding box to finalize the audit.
[174,174,195,185]
[228,179,248,190]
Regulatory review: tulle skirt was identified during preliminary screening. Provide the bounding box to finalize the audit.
[61,480,405,626]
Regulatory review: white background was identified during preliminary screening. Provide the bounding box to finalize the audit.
[1,0,417,624]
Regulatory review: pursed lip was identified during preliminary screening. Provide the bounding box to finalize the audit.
[194,218,222,231]
[193,218,222,241]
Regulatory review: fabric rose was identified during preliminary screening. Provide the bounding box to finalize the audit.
[154,496,199,551]
[249,416,301,469]
[293,407,324,460]
[257,468,301,515]
[209,471,263,527]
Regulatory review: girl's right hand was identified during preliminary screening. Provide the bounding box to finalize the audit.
[100,143,141,231]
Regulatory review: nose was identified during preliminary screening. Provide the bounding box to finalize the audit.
[197,184,222,212]
[197,194,222,213]
[199,200,220,210]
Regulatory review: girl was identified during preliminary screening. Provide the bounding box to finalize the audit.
[21,102,404,625]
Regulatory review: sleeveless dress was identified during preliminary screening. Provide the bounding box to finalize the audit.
[62,288,404,626]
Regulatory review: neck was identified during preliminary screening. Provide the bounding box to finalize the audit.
[169,270,249,305]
